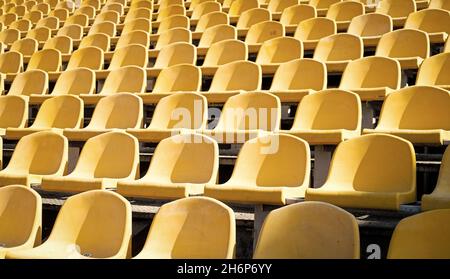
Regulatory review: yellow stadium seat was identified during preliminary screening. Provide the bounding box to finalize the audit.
[158,0,184,10]
[339,56,401,101]
[43,35,73,54]
[198,24,236,52]
[313,33,363,73]
[66,46,104,71]
[49,8,69,21]
[26,27,52,44]
[326,1,364,31]
[0,95,28,136]
[148,63,201,96]
[79,33,110,52]
[191,1,221,20]
[253,201,359,259]
[309,0,341,16]
[245,20,284,50]
[189,0,217,11]
[422,146,450,210]
[429,0,450,10]
[5,95,83,140]
[206,61,261,102]
[0,13,18,26]
[267,0,299,17]
[44,0,59,9]
[153,27,191,50]
[306,134,416,210]
[376,29,429,70]
[10,38,38,57]
[363,86,450,144]
[56,1,76,13]
[153,42,196,69]
[88,22,116,37]
[267,58,326,102]
[122,18,151,34]
[416,52,450,90]
[64,14,89,27]
[64,93,142,141]
[201,39,248,75]
[108,44,148,70]
[116,30,149,49]
[23,10,44,25]
[94,11,120,25]
[156,5,185,22]
[35,16,59,30]
[387,209,450,259]
[404,9,450,43]
[205,133,310,204]
[5,190,131,259]
[294,17,336,50]
[348,13,393,47]
[75,5,97,19]
[0,51,23,74]
[201,92,280,143]
[236,8,271,33]
[195,11,228,32]
[41,131,139,192]
[82,0,101,10]
[0,28,20,45]
[31,3,49,15]
[57,24,83,40]
[101,3,124,16]
[228,0,259,17]
[282,89,361,145]
[10,19,32,32]
[132,197,235,259]
[256,37,303,74]
[10,5,26,17]
[0,131,68,187]
[124,7,152,23]
[130,0,152,10]
[0,185,42,259]
[118,134,218,199]
[376,0,416,28]
[6,69,47,97]
[280,4,316,33]
[157,15,189,34]
[26,48,61,72]
[129,92,207,142]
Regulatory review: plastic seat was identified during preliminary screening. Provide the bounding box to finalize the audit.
[64,93,142,141]
[201,39,248,75]
[153,42,196,69]
[282,89,361,145]
[363,86,450,144]
[280,4,316,33]
[9,19,32,32]
[205,61,261,103]
[0,13,18,26]
[195,11,228,32]
[253,201,359,259]
[326,1,364,31]
[267,58,326,102]
[35,16,59,30]
[10,5,26,17]
[198,24,236,53]
[153,27,191,50]
[189,0,218,11]
[0,131,68,187]
[191,1,221,21]
[294,17,336,50]
[10,38,38,57]
[0,185,42,259]
[5,190,131,259]
[5,95,83,140]
[45,0,59,9]
[41,131,139,192]
[130,0,152,10]
[6,69,48,97]
[49,8,69,21]
[156,5,185,22]
[118,133,218,198]
[108,44,148,70]
[88,22,116,37]
[26,27,51,44]
[56,1,76,13]
[236,8,271,33]
[313,33,363,72]
[416,52,450,90]
[429,0,450,10]
[66,47,103,71]
[81,0,101,10]
[157,15,189,34]
[79,33,110,52]
[267,0,299,17]
[339,56,401,101]
[0,95,28,136]
[0,28,20,45]
[309,0,340,16]
[130,92,206,142]
[205,133,309,204]
[43,36,73,54]
[376,0,416,28]
[422,146,450,210]
[256,37,303,74]
[306,134,416,210]
[23,10,44,24]
[348,13,393,47]
[387,209,450,259]
[94,11,120,25]
[245,21,284,49]
[201,92,280,143]
[26,49,61,72]
[0,51,23,74]
[122,18,151,34]
[132,197,235,259]
[376,29,429,70]
[404,9,450,43]
[157,0,184,10]
[57,24,83,40]
[228,0,259,20]
[64,14,89,27]
[124,7,152,23]
[145,64,201,97]
[101,3,124,16]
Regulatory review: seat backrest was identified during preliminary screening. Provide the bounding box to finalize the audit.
[256,37,303,64]
[429,0,450,10]
[267,0,299,13]
[36,16,59,29]
[89,21,116,37]
[51,67,95,96]
[26,48,61,72]
[154,42,196,68]
[191,1,221,20]
[10,38,38,56]
[43,35,73,54]
[294,17,336,41]
[0,51,23,74]
[153,64,201,93]
[0,95,28,129]
[254,201,359,259]
[198,24,236,48]
[108,44,148,70]
[64,14,89,27]
[156,5,185,22]
[57,24,83,40]
[326,1,364,22]
[26,26,51,43]
[314,33,363,62]
[94,10,120,25]
[309,0,341,9]
[280,4,316,26]
[376,29,429,60]
[202,39,247,67]
[154,28,191,50]
[195,11,228,32]
[416,52,450,87]
[31,95,83,129]
[67,46,104,71]
[229,0,258,16]
[116,30,149,49]
[236,8,271,30]
[100,65,146,95]
[376,0,416,18]
[405,8,450,34]
[209,60,261,92]
[49,8,68,21]
[8,69,48,96]
[0,28,20,44]
[75,5,96,19]
[122,18,151,34]
[245,20,284,44]
[157,15,189,34]
[270,58,326,91]
[124,7,152,23]
[348,13,393,37]
[79,33,110,52]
